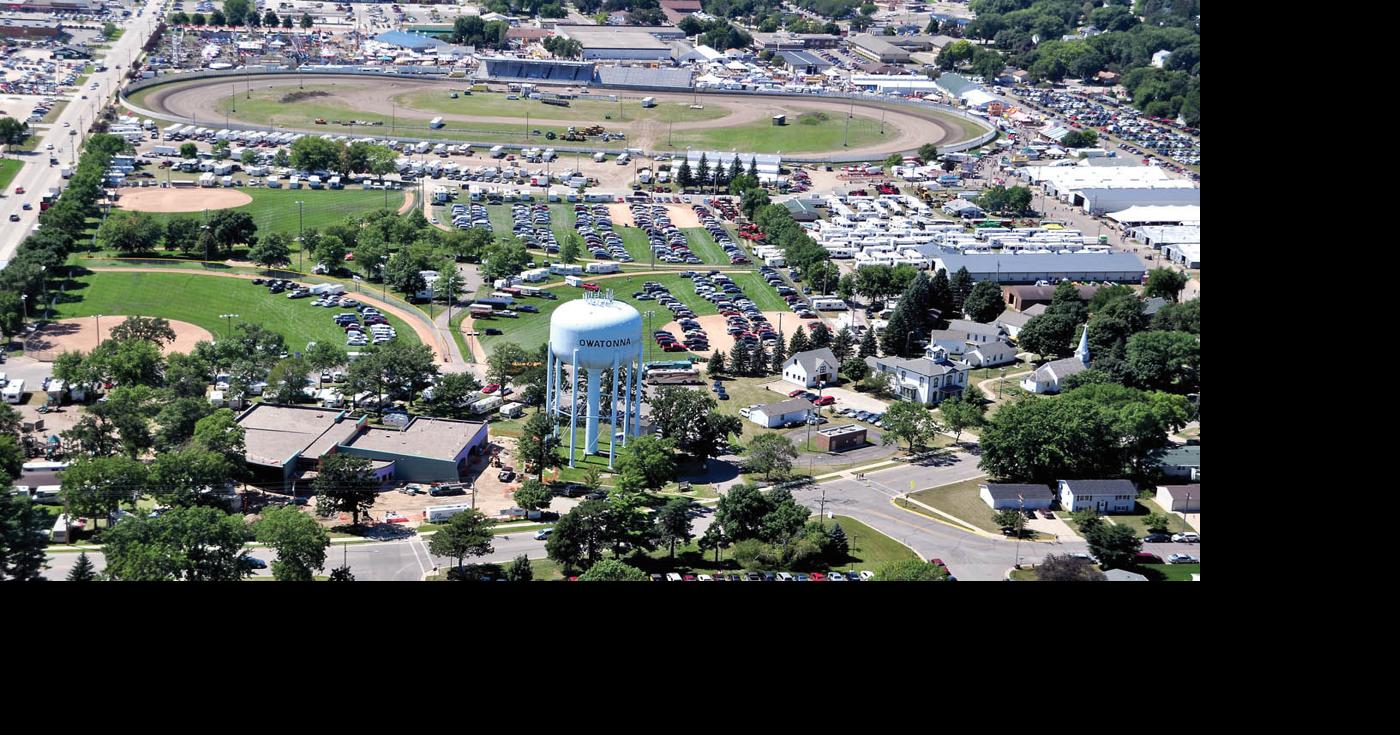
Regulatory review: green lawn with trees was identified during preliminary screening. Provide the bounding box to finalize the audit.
[50,270,419,351]
[131,188,405,249]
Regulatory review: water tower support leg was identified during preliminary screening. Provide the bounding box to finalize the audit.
[608,356,620,469]
[544,350,554,438]
[569,350,579,467]
[585,366,602,455]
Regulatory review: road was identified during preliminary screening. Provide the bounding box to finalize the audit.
[43,511,720,581]
[0,0,168,268]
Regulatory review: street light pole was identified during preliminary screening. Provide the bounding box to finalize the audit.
[219,313,239,338]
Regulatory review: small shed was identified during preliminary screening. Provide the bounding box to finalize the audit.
[772,114,786,126]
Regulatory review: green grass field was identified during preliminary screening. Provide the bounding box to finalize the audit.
[909,477,1005,535]
[129,188,406,247]
[1107,497,1196,535]
[0,159,21,191]
[51,271,420,352]
[666,109,889,154]
[391,90,732,124]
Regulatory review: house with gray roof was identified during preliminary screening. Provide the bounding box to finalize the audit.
[1058,479,1137,514]
[1152,445,1200,481]
[1156,484,1200,513]
[781,348,838,389]
[864,345,969,406]
[995,308,1033,338]
[749,397,815,428]
[963,340,1018,368]
[948,319,1005,345]
[979,482,1054,510]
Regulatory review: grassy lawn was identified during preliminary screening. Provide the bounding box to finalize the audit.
[1140,563,1199,581]
[50,270,420,352]
[0,159,21,191]
[665,108,888,154]
[910,476,1055,538]
[40,100,70,125]
[129,188,405,247]
[1107,496,1196,535]
[391,89,732,124]
[427,557,563,580]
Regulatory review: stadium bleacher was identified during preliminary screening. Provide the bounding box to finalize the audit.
[481,57,597,83]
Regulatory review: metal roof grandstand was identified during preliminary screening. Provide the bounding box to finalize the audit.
[479,56,597,83]
[595,66,694,89]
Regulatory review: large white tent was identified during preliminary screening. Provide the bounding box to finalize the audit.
[1107,205,1202,225]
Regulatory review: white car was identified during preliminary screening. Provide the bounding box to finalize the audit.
[1167,553,1198,564]
[429,216,438,224]
[532,528,553,540]
[828,571,847,581]
[665,572,682,582]
[697,574,713,581]
[1171,532,1200,543]
[858,570,875,581]
[776,572,795,581]
[45,143,53,150]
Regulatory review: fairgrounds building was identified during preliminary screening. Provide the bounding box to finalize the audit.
[932,251,1147,284]
[235,404,489,490]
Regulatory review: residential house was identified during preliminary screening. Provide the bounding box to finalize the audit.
[1058,479,1137,514]
[781,348,838,389]
[995,308,1033,339]
[1156,484,1200,513]
[979,482,1054,511]
[1002,284,1103,312]
[963,340,1018,368]
[948,319,1004,346]
[749,398,815,429]
[1152,445,1200,481]
[864,345,970,406]
[1021,328,1089,394]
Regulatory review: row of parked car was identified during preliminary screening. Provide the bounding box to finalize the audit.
[631,203,700,265]
[687,271,781,352]
[448,202,491,232]
[692,203,751,265]
[335,307,396,347]
[509,202,557,253]
[573,203,631,261]
[1012,87,1201,167]
[654,571,881,582]
[760,265,818,320]
[639,281,703,353]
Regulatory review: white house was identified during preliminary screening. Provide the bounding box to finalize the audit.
[1156,484,1200,513]
[1058,479,1136,514]
[979,483,1054,511]
[947,319,1004,346]
[781,348,838,389]
[864,345,970,406]
[943,198,983,218]
[925,329,970,356]
[749,397,814,428]
[995,309,1033,339]
[1021,327,1090,394]
[963,340,1019,368]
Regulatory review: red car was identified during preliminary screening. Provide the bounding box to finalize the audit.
[809,572,827,582]
[813,396,835,406]
[582,283,600,291]
[788,389,806,398]
[930,558,947,568]
[481,384,500,394]
[683,574,696,581]
[663,344,687,352]
[14,187,23,194]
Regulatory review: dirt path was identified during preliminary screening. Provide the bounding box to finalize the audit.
[976,370,1032,403]
[397,189,416,215]
[118,188,252,212]
[87,267,452,364]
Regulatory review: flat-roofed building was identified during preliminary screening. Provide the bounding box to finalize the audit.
[814,424,867,453]
[556,24,683,60]
[338,416,489,484]
[849,34,911,63]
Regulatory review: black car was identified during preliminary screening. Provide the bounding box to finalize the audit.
[555,483,590,497]
[484,328,503,335]
[430,485,466,497]
[584,491,607,500]
[498,470,515,482]
[1141,533,1172,543]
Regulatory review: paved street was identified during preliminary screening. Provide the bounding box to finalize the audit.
[1,0,167,268]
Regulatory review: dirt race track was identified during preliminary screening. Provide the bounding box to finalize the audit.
[27,317,213,357]
[118,187,252,212]
[136,74,982,159]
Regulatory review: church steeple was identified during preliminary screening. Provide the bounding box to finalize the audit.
[1075,325,1091,365]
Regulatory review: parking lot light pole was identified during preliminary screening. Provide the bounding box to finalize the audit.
[219,313,239,338]
[94,314,102,346]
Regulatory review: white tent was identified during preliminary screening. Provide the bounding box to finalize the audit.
[1107,205,1202,225]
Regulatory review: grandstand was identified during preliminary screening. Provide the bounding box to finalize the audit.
[479,57,596,84]
[594,66,694,90]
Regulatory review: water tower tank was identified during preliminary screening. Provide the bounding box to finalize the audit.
[549,298,643,366]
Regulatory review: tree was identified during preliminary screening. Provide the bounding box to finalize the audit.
[0,490,48,580]
[110,316,176,346]
[1018,311,1079,360]
[513,479,553,513]
[745,433,798,481]
[979,398,1123,484]
[304,341,347,389]
[918,142,940,164]
[1143,512,1172,535]
[1070,509,1104,536]
[192,409,246,470]
[577,558,649,581]
[1151,299,1201,335]
[429,508,495,572]
[1035,554,1106,581]
[486,342,530,390]
[249,231,291,270]
[874,559,949,581]
[788,326,810,356]
[313,453,379,526]
[697,522,728,564]
[328,565,355,581]
[61,455,148,522]
[1144,268,1188,301]
[263,9,279,27]
[266,357,311,405]
[653,497,695,558]
[938,393,984,442]
[546,499,608,572]
[300,12,312,28]
[927,269,955,321]
[880,401,941,452]
[504,554,533,581]
[289,135,342,173]
[0,117,31,146]
[516,409,560,481]
[993,508,1027,537]
[614,435,676,492]
[179,142,198,159]
[1086,524,1141,570]
[559,232,581,264]
[66,551,98,581]
[1124,331,1199,393]
[254,506,330,581]
[102,507,252,581]
[831,326,856,362]
[708,349,727,376]
[714,483,774,543]
[148,448,237,508]
[205,209,258,255]
[97,210,164,254]
[0,436,20,481]
[858,328,879,358]
[963,280,1005,323]
[423,372,482,419]
[481,238,531,281]
[223,0,249,25]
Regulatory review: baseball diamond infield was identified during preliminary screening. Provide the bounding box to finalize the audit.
[118,187,253,212]
[129,74,988,158]
[26,317,214,358]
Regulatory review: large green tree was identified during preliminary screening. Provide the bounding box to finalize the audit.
[614,435,677,492]
[745,433,798,481]
[577,558,649,581]
[429,508,495,573]
[102,506,252,581]
[313,453,379,526]
[254,505,330,581]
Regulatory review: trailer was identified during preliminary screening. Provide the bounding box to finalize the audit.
[585,262,621,274]
[490,145,506,159]
[425,503,474,523]
[641,96,657,108]
[469,395,503,415]
[564,275,586,287]
[429,116,445,129]
[811,297,848,311]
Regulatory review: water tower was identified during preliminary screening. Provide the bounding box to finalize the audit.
[546,290,644,468]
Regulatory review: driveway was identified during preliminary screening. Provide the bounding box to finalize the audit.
[820,386,888,415]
